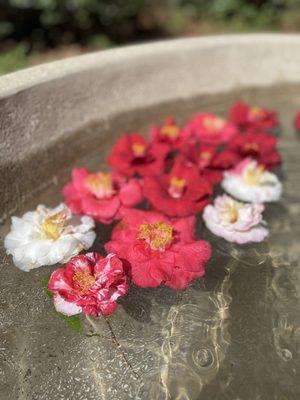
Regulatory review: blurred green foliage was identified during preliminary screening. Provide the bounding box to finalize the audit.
[1,0,300,73]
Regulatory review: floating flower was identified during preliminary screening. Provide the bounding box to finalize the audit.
[181,143,239,184]
[105,209,211,289]
[294,111,300,133]
[229,101,278,132]
[143,159,212,217]
[48,253,128,316]
[183,112,238,144]
[221,158,282,203]
[227,130,281,168]
[4,204,96,272]
[63,168,143,224]
[108,133,169,176]
[149,116,184,149]
[203,194,268,244]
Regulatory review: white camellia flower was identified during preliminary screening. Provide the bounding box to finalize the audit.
[4,203,96,272]
[221,158,282,203]
[203,194,268,244]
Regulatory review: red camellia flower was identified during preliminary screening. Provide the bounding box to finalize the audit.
[294,111,300,132]
[63,168,143,224]
[149,116,184,149]
[143,159,212,217]
[105,209,212,289]
[229,101,278,132]
[48,253,128,316]
[181,143,240,185]
[183,112,238,144]
[226,130,281,168]
[108,133,169,176]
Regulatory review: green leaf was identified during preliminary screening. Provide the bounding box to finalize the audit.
[41,273,83,334]
[53,310,83,334]
[41,273,53,299]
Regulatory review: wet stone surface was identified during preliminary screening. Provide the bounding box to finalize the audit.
[0,86,300,399]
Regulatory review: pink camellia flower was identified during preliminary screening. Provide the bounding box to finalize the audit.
[229,101,278,132]
[203,194,268,244]
[48,253,128,317]
[181,143,239,185]
[143,158,212,217]
[107,133,169,177]
[105,209,212,290]
[63,168,143,224]
[183,112,238,144]
[294,111,300,133]
[149,116,184,149]
[226,130,281,169]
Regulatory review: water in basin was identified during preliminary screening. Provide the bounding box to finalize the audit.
[0,85,300,400]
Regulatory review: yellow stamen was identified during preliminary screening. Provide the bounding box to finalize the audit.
[203,116,226,132]
[244,142,259,152]
[224,203,239,223]
[161,125,179,140]
[200,151,212,160]
[138,222,173,251]
[85,172,113,198]
[250,106,263,118]
[40,211,66,240]
[132,143,146,157]
[170,176,186,189]
[73,270,96,295]
[245,165,265,186]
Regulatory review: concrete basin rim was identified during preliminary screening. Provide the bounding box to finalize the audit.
[1,33,300,97]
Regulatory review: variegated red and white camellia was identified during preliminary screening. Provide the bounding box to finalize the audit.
[48,253,128,316]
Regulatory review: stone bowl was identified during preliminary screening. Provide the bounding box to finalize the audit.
[1,34,300,399]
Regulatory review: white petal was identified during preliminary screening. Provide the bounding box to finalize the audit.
[54,293,82,316]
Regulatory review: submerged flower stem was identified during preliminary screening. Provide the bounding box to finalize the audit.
[86,314,141,380]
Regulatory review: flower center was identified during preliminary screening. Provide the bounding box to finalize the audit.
[40,211,67,240]
[203,116,226,132]
[138,221,173,251]
[244,165,265,186]
[161,124,180,140]
[168,176,186,199]
[85,172,115,199]
[200,151,212,160]
[73,270,96,295]
[223,203,239,224]
[244,142,259,152]
[249,106,264,120]
[132,143,146,157]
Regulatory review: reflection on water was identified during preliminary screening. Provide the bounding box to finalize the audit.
[0,85,300,399]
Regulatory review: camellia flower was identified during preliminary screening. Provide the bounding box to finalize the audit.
[143,159,212,217]
[203,194,268,244]
[105,209,211,289]
[181,143,239,184]
[48,253,128,316]
[149,116,183,149]
[221,158,282,203]
[183,112,238,144]
[229,101,278,132]
[226,130,281,168]
[108,133,169,176]
[4,204,96,272]
[63,168,143,224]
[294,111,300,133]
